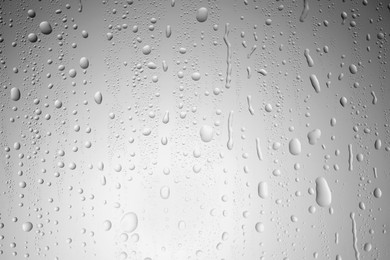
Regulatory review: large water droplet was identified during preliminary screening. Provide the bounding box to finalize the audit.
[22,222,33,232]
[289,138,302,155]
[200,125,214,142]
[39,21,52,34]
[315,177,332,207]
[10,87,21,101]
[94,91,102,104]
[196,7,208,22]
[120,212,138,233]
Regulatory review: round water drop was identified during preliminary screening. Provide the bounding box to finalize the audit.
[54,100,62,108]
[179,47,187,54]
[255,222,264,233]
[79,57,89,69]
[258,181,269,199]
[94,91,102,104]
[28,33,38,42]
[69,69,77,78]
[265,104,273,112]
[289,138,301,155]
[196,7,208,22]
[349,64,358,74]
[10,87,21,101]
[308,205,316,214]
[291,215,298,222]
[120,212,138,233]
[103,220,112,231]
[272,169,281,177]
[315,177,332,207]
[373,187,382,198]
[39,21,52,35]
[142,45,151,55]
[191,72,201,81]
[160,186,170,199]
[119,252,128,260]
[22,222,33,232]
[200,125,214,142]
[193,148,201,158]
[307,129,321,145]
[27,9,36,18]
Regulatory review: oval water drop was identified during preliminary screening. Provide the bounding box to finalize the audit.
[309,74,321,93]
[120,212,138,233]
[160,186,170,199]
[258,181,269,199]
[79,57,89,69]
[289,138,302,155]
[10,87,21,101]
[196,7,208,22]
[94,91,103,104]
[200,125,214,142]
[315,177,332,207]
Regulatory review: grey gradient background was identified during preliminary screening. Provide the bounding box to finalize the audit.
[0,0,389,259]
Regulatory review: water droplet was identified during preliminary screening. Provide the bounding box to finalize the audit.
[120,212,138,233]
[373,187,382,198]
[304,49,314,67]
[103,220,112,231]
[307,129,321,145]
[363,242,372,252]
[315,177,332,207]
[162,111,169,124]
[265,104,273,112]
[142,128,151,136]
[340,96,347,107]
[255,222,265,233]
[160,186,170,199]
[191,72,201,81]
[309,74,321,93]
[22,222,33,232]
[27,33,38,42]
[196,7,208,22]
[39,21,52,35]
[142,45,151,55]
[94,91,102,104]
[54,100,62,108]
[349,64,358,74]
[27,9,36,18]
[289,138,301,155]
[10,87,21,101]
[79,57,89,69]
[200,125,214,142]
[258,181,269,199]
[374,139,382,150]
